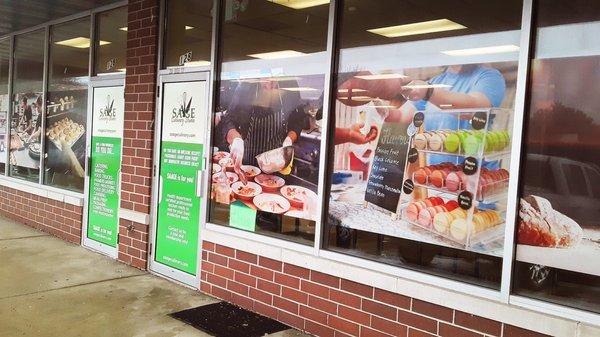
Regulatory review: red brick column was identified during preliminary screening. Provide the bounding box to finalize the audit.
[118,0,159,269]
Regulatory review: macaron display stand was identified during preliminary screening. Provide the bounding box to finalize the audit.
[400,108,511,251]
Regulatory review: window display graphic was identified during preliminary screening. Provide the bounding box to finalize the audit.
[210,76,322,223]
[87,86,124,247]
[45,90,87,191]
[9,93,44,181]
[328,61,517,257]
[155,81,207,275]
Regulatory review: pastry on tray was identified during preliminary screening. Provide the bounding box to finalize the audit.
[518,195,582,248]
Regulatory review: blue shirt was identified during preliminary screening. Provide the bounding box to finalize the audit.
[420,65,506,168]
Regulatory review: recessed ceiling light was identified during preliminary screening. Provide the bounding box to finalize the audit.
[368,19,466,38]
[337,88,367,93]
[185,25,195,30]
[248,50,306,60]
[268,0,330,9]
[441,44,520,56]
[280,87,318,92]
[55,37,110,49]
[119,27,127,32]
[355,74,407,80]
[184,60,211,67]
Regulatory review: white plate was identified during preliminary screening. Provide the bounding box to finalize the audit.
[231,181,262,200]
[240,165,261,178]
[212,172,238,184]
[253,193,291,214]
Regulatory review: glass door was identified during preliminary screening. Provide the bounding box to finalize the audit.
[149,71,209,286]
[82,76,125,258]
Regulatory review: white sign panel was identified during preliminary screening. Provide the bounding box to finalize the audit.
[161,81,207,144]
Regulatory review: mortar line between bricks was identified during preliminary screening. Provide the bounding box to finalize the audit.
[0,234,50,241]
[0,274,146,301]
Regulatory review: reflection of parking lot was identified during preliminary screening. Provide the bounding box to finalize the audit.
[523,154,600,229]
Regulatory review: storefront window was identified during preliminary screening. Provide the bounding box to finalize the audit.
[163,0,213,68]
[0,38,9,175]
[10,30,45,183]
[513,1,600,313]
[95,7,127,75]
[44,18,90,192]
[324,0,523,288]
[208,0,330,245]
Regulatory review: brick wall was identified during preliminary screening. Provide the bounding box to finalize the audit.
[118,0,159,269]
[0,185,82,244]
[200,241,551,337]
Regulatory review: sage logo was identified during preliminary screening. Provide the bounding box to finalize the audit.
[99,95,116,121]
[172,92,195,125]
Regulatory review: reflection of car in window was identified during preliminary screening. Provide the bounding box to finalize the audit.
[522,153,600,229]
[520,153,600,291]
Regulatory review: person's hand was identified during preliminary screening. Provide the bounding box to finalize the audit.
[282,136,293,148]
[401,80,430,101]
[352,123,378,144]
[230,137,246,185]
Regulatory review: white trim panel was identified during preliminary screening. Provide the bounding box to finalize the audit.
[119,208,150,225]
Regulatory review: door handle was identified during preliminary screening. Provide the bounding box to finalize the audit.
[86,156,91,177]
[196,170,205,198]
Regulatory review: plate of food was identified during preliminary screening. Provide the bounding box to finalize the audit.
[253,193,291,214]
[241,165,261,180]
[28,142,41,159]
[231,181,262,201]
[46,117,85,150]
[280,185,318,208]
[212,172,239,184]
[212,163,222,175]
[218,157,235,171]
[213,151,230,163]
[254,174,285,193]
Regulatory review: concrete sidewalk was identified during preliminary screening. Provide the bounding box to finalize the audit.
[0,217,309,337]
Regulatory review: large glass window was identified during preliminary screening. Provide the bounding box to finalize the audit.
[513,0,600,313]
[0,39,9,175]
[208,0,330,245]
[324,0,523,288]
[10,30,45,183]
[95,7,127,75]
[163,0,213,68]
[44,18,90,192]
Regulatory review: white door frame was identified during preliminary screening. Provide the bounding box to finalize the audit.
[82,75,126,259]
[148,71,210,287]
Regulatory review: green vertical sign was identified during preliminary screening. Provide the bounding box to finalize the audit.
[87,85,124,248]
[154,80,207,276]
[156,142,203,274]
[88,136,122,246]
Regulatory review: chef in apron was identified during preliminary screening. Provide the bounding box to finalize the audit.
[220,78,308,183]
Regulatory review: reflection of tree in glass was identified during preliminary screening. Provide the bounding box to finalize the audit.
[529,102,598,142]
[527,102,600,164]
